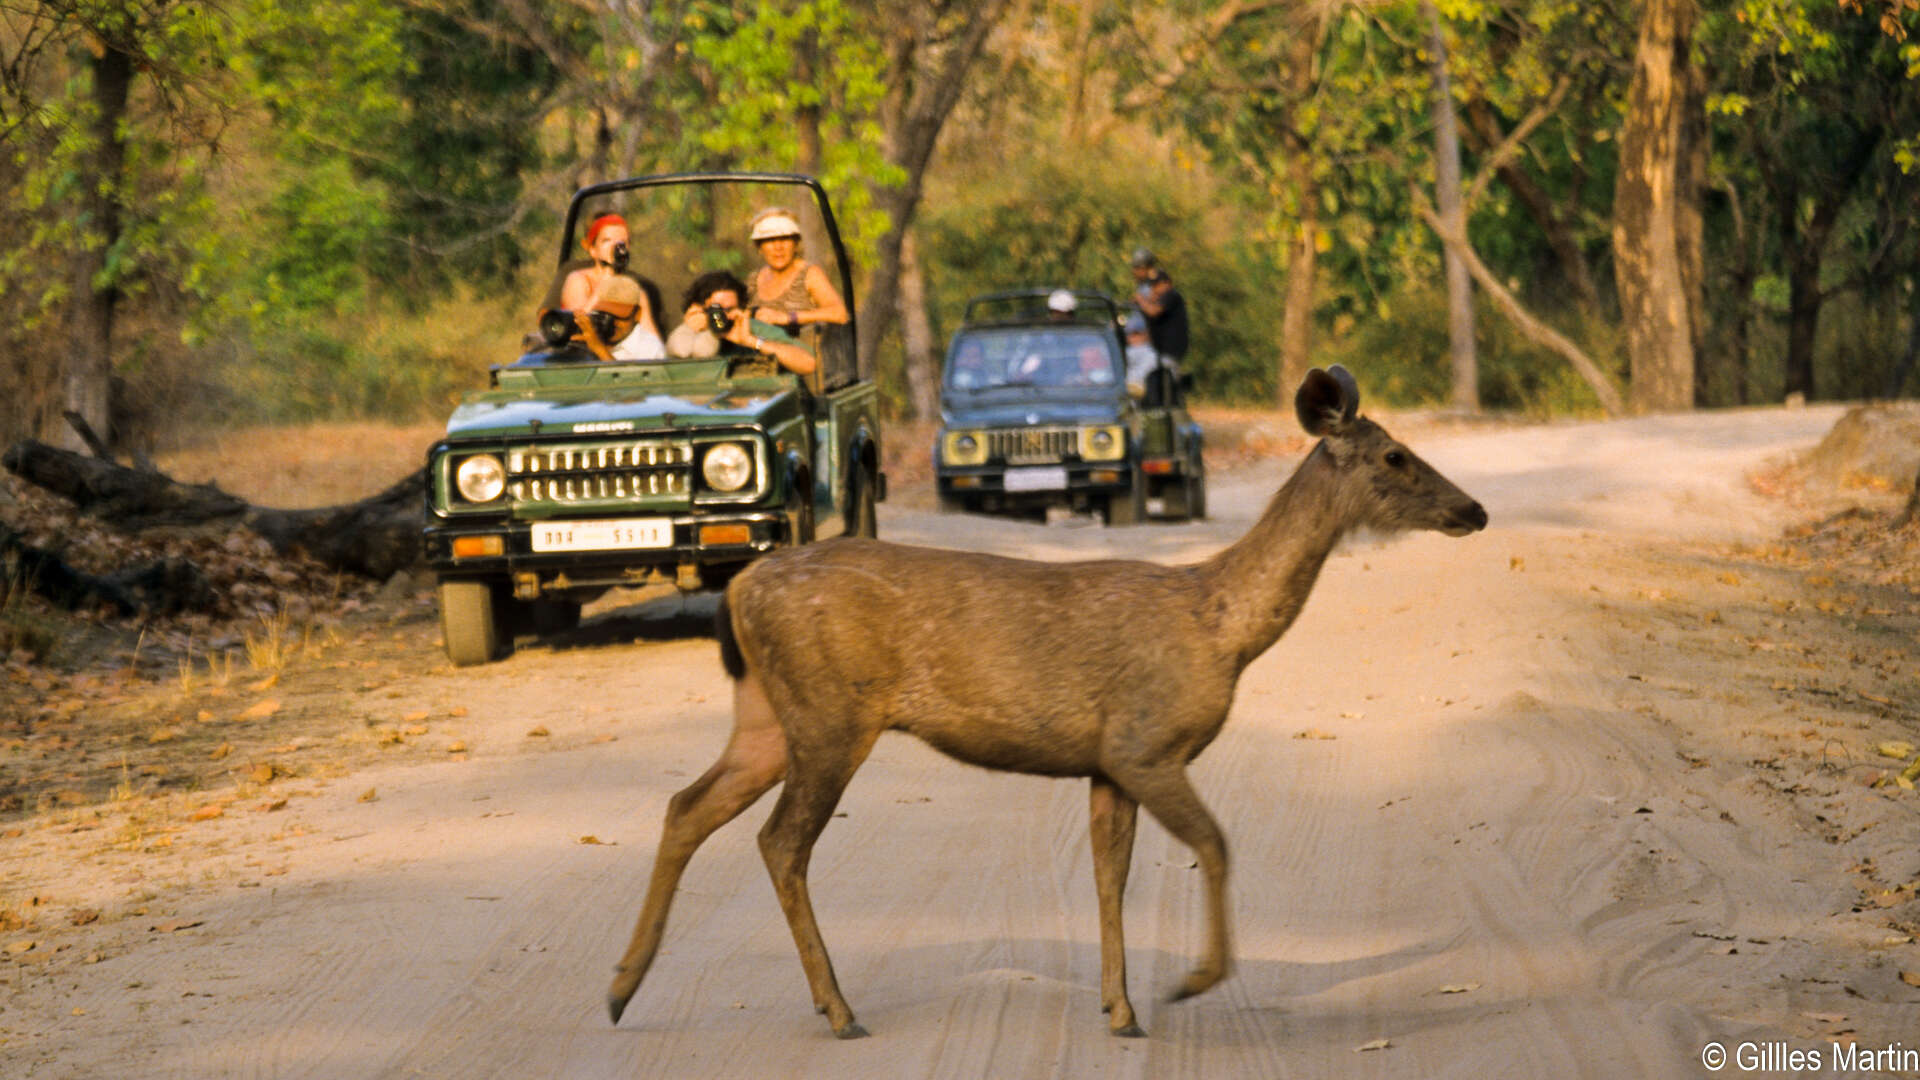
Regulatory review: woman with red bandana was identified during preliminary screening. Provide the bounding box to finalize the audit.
[561,214,664,361]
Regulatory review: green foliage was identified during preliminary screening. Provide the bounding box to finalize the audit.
[682,0,900,267]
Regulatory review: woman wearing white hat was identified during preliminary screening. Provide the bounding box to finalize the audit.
[745,207,849,334]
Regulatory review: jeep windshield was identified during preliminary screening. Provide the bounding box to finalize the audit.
[943,327,1122,393]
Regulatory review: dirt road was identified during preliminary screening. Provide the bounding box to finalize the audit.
[8,403,1920,1078]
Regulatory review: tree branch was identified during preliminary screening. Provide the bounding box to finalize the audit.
[1412,189,1625,417]
[1462,76,1571,212]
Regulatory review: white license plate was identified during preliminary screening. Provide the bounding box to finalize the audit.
[530,518,673,552]
[1004,466,1069,493]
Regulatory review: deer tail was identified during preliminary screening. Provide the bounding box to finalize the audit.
[715,588,747,681]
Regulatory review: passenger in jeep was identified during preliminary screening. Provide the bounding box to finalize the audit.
[666,270,817,376]
[561,214,665,361]
[744,207,849,334]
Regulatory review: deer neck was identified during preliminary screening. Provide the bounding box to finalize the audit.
[1198,442,1353,668]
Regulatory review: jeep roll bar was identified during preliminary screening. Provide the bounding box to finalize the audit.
[961,289,1124,328]
[558,172,858,354]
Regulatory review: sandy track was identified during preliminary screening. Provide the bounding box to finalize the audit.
[9,403,1920,1078]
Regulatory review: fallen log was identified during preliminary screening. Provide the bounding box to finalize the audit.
[0,521,215,616]
[3,440,425,581]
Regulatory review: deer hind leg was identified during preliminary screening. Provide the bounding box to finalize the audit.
[607,673,788,1024]
[1089,776,1145,1037]
[757,728,881,1040]
[1116,765,1232,1003]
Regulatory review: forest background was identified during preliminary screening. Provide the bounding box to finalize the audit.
[2,0,1917,454]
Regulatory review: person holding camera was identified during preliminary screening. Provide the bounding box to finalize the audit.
[561,214,664,361]
[1132,266,1188,403]
[744,208,848,334]
[665,270,816,376]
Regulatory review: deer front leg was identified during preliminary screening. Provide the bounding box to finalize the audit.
[608,676,787,1024]
[757,737,876,1039]
[1119,766,1232,1002]
[1089,777,1144,1037]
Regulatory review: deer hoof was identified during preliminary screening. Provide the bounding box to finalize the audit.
[1110,1022,1147,1038]
[607,990,632,1025]
[1167,969,1223,1003]
[833,1021,871,1040]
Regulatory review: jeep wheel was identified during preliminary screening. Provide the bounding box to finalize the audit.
[1163,464,1206,521]
[1161,475,1191,519]
[937,489,969,514]
[791,489,816,545]
[1104,468,1146,526]
[848,468,879,539]
[440,579,507,666]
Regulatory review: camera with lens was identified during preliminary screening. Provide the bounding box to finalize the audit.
[609,241,629,271]
[704,304,733,336]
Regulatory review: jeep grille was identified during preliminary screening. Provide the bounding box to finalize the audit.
[506,439,695,509]
[989,426,1079,464]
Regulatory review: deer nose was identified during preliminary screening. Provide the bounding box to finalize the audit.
[1455,501,1489,533]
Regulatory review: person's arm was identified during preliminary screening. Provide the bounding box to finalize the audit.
[724,313,816,375]
[560,269,616,360]
[800,264,850,325]
[1134,290,1167,318]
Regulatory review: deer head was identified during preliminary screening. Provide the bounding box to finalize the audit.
[1296,365,1489,538]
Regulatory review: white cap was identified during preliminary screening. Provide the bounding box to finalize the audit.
[750,209,803,242]
[1047,289,1077,313]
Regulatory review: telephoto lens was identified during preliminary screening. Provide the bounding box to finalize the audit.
[705,304,731,336]
[611,241,630,271]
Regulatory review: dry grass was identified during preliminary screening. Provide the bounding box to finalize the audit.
[154,421,444,508]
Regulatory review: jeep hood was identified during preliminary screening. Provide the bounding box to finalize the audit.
[445,383,798,440]
[941,392,1126,429]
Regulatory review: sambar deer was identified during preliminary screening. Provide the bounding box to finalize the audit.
[606,365,1487,1038]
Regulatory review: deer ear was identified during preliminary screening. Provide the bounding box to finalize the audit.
[1295,367,1353,435]
[1327,365,1360,422]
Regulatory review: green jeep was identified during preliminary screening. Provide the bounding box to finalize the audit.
[934,289,1204,525]
[423,173,883,665]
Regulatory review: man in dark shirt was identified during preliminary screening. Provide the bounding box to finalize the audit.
[1135,268,1188,366]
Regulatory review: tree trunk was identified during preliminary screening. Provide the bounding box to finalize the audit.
[795,27,823,175]
[1277,18,1321,405]
[1678,54,1710,406]
[58,42,134,454]
[857,2,1007,383]
[1881,299,1919,399]
[897,230,940,420]
[1065,0,1098,143]
[1611,0,1698,413]
[1424,1,1477,413]
[1782,226,1824,401]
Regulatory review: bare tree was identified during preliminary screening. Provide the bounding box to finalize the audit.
[1422,0,1477,413]
[859,0,1010,397]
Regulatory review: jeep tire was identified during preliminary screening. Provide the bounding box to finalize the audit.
[440,578,509,666]
[1105,467,1147,526]
[848,467,879,539]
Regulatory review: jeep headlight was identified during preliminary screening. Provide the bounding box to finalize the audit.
[943,430,988,466]
[701,442,754,492]
[455,454,506,503]
[1080,424,1126,462]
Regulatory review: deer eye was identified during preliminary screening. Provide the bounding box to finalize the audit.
[1385,449,1408,468]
